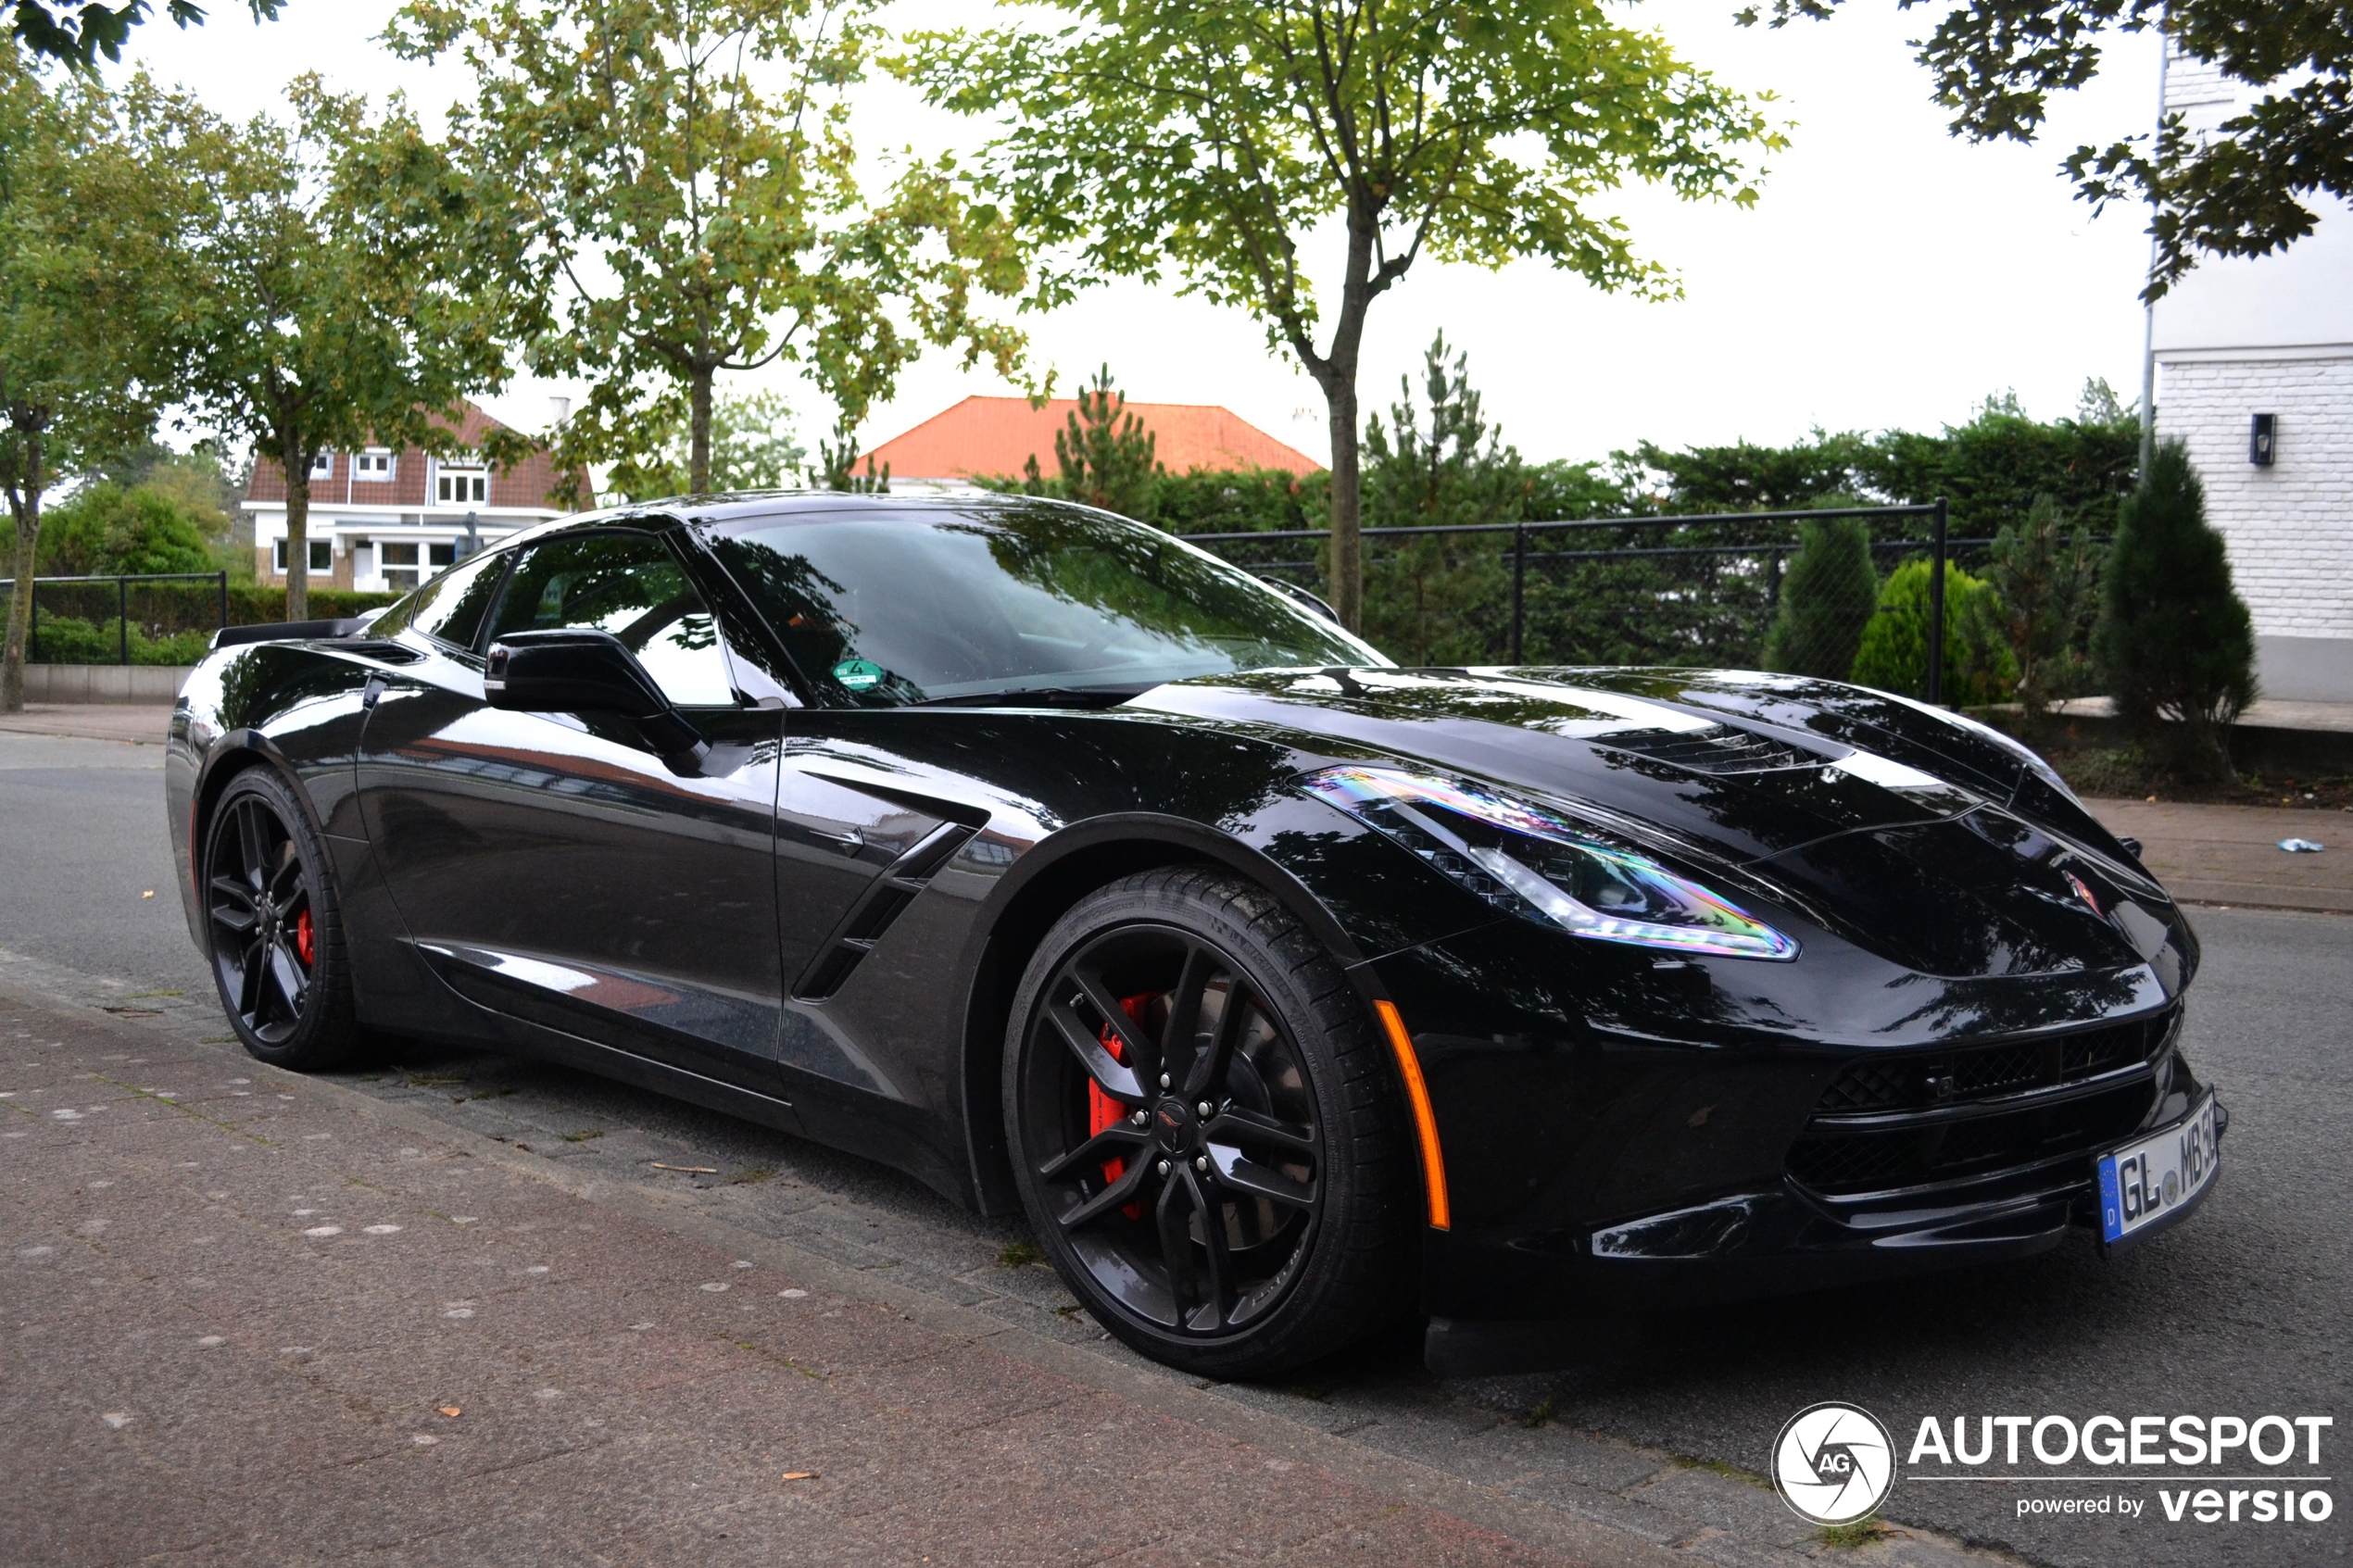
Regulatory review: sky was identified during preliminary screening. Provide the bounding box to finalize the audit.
[120,0,2166,470]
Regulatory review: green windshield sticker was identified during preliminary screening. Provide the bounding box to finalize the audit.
[832,658,885,692]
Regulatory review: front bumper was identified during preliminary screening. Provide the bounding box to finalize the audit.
[1418,1064,2224,1323]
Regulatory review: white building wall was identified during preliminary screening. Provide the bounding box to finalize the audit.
[2147,41,2353,702]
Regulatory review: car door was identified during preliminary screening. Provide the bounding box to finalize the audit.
[354,524,795,1097]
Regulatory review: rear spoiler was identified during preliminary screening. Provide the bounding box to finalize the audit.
[211,617,370,650]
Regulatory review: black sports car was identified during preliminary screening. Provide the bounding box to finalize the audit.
[168,494,2222,1377]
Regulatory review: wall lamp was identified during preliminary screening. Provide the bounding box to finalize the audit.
[2251,412,2276,466]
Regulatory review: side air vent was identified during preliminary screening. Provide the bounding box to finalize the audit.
[1598,725,1821,775]
[792,822,976,1001]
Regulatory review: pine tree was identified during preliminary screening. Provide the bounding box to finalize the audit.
[2095,441,2255,781]
[1360,332,1519,665]
[1982,493,2098,725]
[1761,513,1877,679]
[1054,364,1160,520]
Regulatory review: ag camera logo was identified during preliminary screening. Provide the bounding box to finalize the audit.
[1774,1402,1896,1525]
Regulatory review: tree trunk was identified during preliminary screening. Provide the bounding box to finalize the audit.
[689,365,715,495]
[285,457,312,623]
[1324,375,1364,633]
[1,432,46,714]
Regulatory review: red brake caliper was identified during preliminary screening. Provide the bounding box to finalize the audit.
[1088,995,1153,1219]
[294,908,315,967]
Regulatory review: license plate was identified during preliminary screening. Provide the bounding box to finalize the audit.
[2097,1093,2219,1245]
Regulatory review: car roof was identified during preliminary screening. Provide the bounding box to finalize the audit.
[490,490,1082,555]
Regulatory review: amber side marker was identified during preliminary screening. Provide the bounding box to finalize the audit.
[1374,999,1450,1231]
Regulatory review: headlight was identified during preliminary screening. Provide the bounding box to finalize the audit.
[1302,764,1799,960]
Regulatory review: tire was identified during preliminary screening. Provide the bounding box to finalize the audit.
[1004,868,1413,1378]
[200,768,360,1072]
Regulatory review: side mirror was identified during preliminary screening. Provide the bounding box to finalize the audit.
[484,628,708,762]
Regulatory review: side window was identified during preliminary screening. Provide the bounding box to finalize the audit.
[485,533,737,709]
[373,550,508,650]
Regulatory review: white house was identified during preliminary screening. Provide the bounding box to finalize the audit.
[2148,44,2353,703]
[242,402,576,595]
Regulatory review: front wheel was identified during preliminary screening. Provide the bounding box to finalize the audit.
[1004,869,1413,1378]
[202,768,359,1071]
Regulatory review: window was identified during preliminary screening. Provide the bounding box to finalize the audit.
[429,542,457,568]
[308,452,333,479]
[380,541,422,590]
[706,506,1382,706]
[273,538,333,573]
[486,533,736,709]
[356,448,395,480]
[437,466,488,504]
[371,549,509,651]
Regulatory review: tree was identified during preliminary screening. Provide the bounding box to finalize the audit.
[0,60,173,711]
[1981,492,2098,724]
[2095,440,2253,781]
[1359,332,1520,663]
[1761,514,1877,679]
[1743,0,2349,298]
[1036,365,1163,521]
[391,0,1030,499]
[809,418,888,493]
[610,389,807,503]
[10,0,279,69]
[1850,558,2016,707]
[142,77,515,621]
[37,481,213,575]
[902,1,1784,633]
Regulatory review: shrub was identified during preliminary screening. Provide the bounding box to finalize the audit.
[38,482,216,576]
[1981,492,2099,723]
[2094,441,2255,781]
[1762,514,1877,679]
[1849,558,2016,706]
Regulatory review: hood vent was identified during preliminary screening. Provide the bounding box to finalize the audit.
[1595,725,1821,776]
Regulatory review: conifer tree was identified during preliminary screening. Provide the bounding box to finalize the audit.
[1761,513,1877,679]
[1982,492,2097,724]
[1053,365,1160,520]
[2095,440,2254,780]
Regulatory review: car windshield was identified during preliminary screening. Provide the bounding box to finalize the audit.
[705,502,1387,706]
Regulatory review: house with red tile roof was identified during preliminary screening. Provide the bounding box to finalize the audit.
[242,402,576,593]
[863,395,1322,490]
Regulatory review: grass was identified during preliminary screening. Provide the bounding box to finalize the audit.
[995,1238,1045,1270]
[1520,1398,1554,1429]
[559,1129,604,1143]
[1817,1519,1903,1549]
[729,1167,777,1185]
[1671,1456,1772,1490]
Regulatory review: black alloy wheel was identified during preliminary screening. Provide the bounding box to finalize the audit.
[203,770,358,1069]
[1006,869,1410,1377]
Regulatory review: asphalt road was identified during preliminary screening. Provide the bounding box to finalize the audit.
[6,724,2347,1568]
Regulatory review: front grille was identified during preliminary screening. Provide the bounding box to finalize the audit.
[1789,1012,2174,1198]
[1815,1018,2158,1115]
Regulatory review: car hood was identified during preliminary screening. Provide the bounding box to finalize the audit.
[1130,666,2188,983]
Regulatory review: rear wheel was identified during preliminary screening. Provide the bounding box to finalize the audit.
[203,769,359,1071]
[1004,869,1411,1378]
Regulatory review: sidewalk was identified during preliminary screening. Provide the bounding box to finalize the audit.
[0,990,1641,1568]
[2090,797,2352,914]
[0,703,171,745]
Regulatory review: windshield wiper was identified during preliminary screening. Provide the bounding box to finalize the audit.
[914,684,1145,709]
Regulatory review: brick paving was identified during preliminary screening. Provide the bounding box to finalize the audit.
[0,997,1580,1568]
[2090,797,2353,913]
